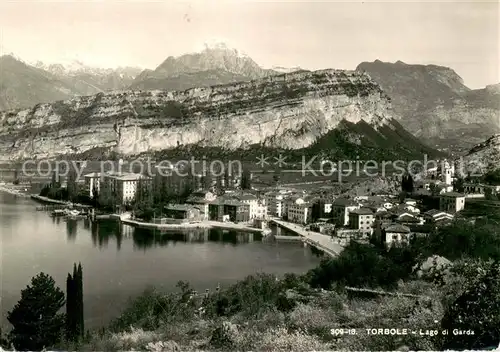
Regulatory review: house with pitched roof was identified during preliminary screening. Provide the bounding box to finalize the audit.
[423,209,454,224]
[208,197,250,223]
[186,190,217,220]
[384,224,412,247]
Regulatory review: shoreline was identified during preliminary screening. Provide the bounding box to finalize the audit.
[0,184,32,198]
[122,218,268,234]
[24,193,269,234]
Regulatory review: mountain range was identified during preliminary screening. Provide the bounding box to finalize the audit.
[356,60,500,152]
[458,134,500,175]
[0,69,438,161]
[0,44,498,160]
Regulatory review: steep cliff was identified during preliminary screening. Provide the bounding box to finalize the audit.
[0,69,437,161]
[458,134,500,175]
[356,60,500,152]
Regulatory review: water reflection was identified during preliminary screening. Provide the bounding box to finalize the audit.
[88,220,123,250]
[81,220,264,251]
[66,219,78,241]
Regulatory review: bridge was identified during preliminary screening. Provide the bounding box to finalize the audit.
[270,219,345,257]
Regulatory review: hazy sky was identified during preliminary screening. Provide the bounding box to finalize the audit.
[0,0,498,88]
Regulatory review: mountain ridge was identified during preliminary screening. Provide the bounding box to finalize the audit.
[0,68,440,161]
[356,60,500,152]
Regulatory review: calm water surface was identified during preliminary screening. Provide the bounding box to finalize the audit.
[0,192,321,329]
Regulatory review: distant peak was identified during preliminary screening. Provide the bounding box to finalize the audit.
[395,60,406,65]
[189,40,250,59]
[0,52,26,64]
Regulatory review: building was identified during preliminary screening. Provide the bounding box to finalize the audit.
[348,208,374,236]
[233,193,266,219]
[164,204,202,222]
[439,192,466,213]
[186,190,217,220]
[153,163,196,201]
[384,224,412,247]
[331,198,360,226]
[311,196,335,220]
[84,172,102,198]
[286,196,312,224]
[264,191,290,217]
[208,197,250,223]
[335,228,365,244]
[423,209,454,224]
[463,183,500,199]
[404,198,417,207]
[396,213,423,226]
[99,172,152,207]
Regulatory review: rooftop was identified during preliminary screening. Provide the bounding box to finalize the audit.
[424,209,447,216]
[333,198,356,207]
[234,193,258,201]
[350,208,374,215]
[164,204,199,212]
[106,172,149,181]
[83,172,101,178]
[385,224,411,233]
[440,192,465,197]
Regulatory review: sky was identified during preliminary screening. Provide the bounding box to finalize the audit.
[0,0,498,88]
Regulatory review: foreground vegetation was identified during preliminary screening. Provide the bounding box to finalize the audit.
[2,216,500,351]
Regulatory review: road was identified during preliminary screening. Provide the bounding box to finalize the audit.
[271,219,344,257]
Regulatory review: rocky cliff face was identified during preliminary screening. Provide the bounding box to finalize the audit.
[356,60,500,152]
[0,69,435,161]
[458,134,500,175]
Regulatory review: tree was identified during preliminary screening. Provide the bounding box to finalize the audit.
[429,183,440,196]
[0,327,11,350]
[91,186,99,208]
[440,261,500,350]
[240,168,252,190]
[401,174,414,193]
[7,272,66,350]
[453,177,465,193]
[66,263,84,342]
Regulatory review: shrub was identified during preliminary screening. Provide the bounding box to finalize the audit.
[288,303,332,339]
[255,327,329,351]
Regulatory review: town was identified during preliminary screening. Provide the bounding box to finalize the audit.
[20,156,500,255]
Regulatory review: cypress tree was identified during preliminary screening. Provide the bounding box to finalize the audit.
[66,263,84,342]
[77,263,84,338]
[65,272,76,341]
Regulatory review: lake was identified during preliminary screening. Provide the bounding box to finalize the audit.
[0,192,322,329]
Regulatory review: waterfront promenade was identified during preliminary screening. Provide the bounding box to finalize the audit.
[271,219,345,257]
[122,218,267,233]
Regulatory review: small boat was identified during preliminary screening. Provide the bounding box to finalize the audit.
[262,228,272,236]
[68,210,80,217]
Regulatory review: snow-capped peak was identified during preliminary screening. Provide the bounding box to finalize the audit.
[32,58,106,74]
